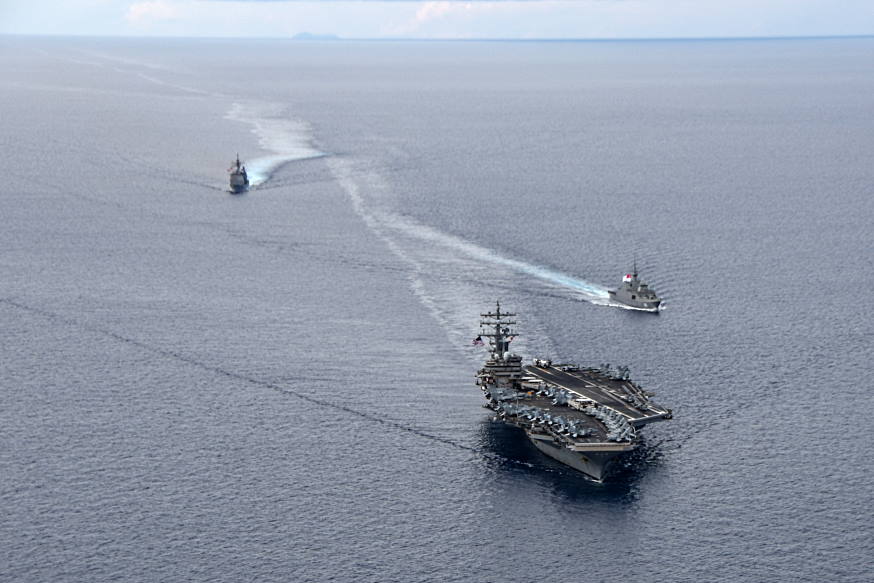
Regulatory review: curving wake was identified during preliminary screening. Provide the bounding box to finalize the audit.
[225,101,327,187]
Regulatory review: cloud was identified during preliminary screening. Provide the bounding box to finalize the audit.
[390,1,504,35]
[125,0,181,24]
[207,0,565,2]
[414,1,466,25]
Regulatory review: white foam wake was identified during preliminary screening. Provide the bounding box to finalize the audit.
[326,157,617,361]
[388,219,611,302]
[225,102,326,186]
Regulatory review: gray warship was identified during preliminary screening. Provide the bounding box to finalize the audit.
[608,261,661,312]
[475,302,671,481]
[228,154,249,193]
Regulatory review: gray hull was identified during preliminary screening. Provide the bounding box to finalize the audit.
[527,433,624,482]
[608,289,660,311]
[229,172,249,193]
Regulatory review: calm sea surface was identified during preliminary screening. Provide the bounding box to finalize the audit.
[1,36,872,582]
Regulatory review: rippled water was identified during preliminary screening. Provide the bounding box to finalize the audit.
[1,36,872,582]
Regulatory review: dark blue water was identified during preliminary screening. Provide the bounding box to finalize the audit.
[1,36,872,582]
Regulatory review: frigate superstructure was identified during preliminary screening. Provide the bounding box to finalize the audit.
[475,301,671,481]
[228,154,249,193]
[608,261,661,312]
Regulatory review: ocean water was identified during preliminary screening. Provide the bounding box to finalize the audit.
[1,36,873,582]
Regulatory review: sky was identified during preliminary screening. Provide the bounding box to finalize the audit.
[1,0,872,39]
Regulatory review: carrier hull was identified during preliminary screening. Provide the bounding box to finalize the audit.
[527,433,627,482]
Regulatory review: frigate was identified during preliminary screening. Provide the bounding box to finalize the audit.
[608,261,661,312]
[475,302,671,481]
[228,154,249,193]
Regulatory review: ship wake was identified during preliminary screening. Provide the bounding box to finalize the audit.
[387,215,612,303]
[327,157,613,361]
[1,297,549,471]
[225,101,326,187]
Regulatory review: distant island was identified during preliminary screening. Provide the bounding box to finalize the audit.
[292,33,341,41]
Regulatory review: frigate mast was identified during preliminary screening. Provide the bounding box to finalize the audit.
[479,300,517,357]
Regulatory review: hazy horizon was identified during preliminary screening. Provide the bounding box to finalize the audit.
[2,0,873,40]
[4,32,873,42]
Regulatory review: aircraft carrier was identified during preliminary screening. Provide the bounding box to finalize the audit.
[475,302,672,481]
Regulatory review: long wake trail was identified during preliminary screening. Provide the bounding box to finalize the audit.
[328,157,610,313]
[35,51,325,193]
[0,297,549,470]
[389,218,611,302]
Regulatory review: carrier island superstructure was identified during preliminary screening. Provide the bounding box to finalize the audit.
[475,302,672,481]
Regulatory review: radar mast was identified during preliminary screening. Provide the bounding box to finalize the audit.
[479,300,517,357]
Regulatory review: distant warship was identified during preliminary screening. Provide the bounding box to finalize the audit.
[475,302,671,481]
[608,261,661,312]
[228,154,249,193]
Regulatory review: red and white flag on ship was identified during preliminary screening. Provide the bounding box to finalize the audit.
[623,274,633,282]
